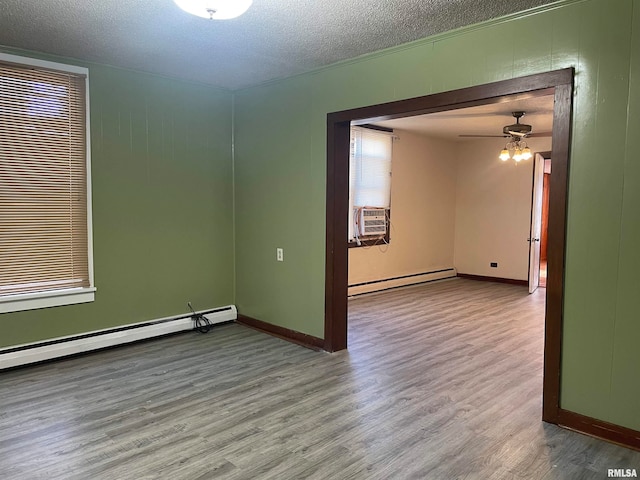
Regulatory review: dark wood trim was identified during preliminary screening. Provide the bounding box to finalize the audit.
[558,409,640,452]
[339,71,569,124]
[326,69,574,425]
[236,314,325,351]
[542,81,573,424]
[324,116,350,352]
[457,273,528,287]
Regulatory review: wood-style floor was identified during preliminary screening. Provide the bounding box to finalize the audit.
[1,279,638,479]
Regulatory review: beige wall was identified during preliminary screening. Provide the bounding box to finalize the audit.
[349,133,552,286]
[348,130,457,285]
[453,137,552,280]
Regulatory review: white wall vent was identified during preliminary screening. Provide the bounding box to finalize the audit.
[358,208,387,236]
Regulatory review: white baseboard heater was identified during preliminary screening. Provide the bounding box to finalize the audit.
[0,305,237,370]
[348,268,457,296]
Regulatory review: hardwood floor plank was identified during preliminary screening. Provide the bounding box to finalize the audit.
[1,279,638,479]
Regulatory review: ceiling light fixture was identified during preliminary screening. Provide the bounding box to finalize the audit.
[498,111,534,163]
[173,0,253,20]
[499,136,532,163]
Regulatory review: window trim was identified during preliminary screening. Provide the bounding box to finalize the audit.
[0,52,95,314]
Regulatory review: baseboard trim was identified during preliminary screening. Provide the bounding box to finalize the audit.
[0,306,237,370]
[348,268,457,296]
[236,314,325,351]
[457,273,528,287]
[558,409,640,452]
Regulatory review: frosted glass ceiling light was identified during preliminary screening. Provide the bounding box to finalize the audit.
[174,0,253,20]
[499,149,510,161]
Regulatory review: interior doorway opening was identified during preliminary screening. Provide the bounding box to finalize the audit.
[538,154,552,289]
[345,96,554,298]
[325,69,574,424]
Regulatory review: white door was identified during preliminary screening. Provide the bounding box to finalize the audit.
[528,153,545,293]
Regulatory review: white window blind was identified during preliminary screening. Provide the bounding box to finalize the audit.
[348,126,393,242]
[0,58,90,299]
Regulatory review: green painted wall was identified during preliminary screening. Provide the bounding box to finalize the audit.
[0,53,234,348]
[234,0,640,431]
[605,0,640,430]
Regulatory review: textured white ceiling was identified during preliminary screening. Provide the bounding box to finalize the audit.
[0,0,558,90]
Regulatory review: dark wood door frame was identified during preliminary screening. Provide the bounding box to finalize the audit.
[325,68,574,424]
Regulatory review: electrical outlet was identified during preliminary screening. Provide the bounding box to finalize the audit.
[490,262,498,268]
[276,248,284,262]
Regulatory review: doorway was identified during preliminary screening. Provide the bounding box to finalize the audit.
[529,151,553,291]
[529,151,553,294]
[539,154,552,288]
[324,69,574,424]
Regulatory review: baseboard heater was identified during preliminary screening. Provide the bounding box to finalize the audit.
[348,268,457,296]
[0,305,237,370]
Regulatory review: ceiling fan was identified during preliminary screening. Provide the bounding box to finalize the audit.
[459,111,552,139]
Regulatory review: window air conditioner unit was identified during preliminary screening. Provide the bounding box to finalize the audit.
[358,208,387,236]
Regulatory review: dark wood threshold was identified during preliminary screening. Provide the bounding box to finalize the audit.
[558,409,640,452]
[457,273,528,287]
[236,314,325,352]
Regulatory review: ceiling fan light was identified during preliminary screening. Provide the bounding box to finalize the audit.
[513,148,523,162]
[522,147,532,160]
[173,0,253,20]
[499,149,510,161]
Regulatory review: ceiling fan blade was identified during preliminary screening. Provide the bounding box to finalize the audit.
[458,131,552,139]
[458,134,508,138]
[431,112,505,119]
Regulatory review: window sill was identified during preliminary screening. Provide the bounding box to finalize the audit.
[0,287,96,314]
[348,237,390,248]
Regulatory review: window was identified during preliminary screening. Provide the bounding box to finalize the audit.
[0,53,94,313]
[348,126,393,246]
